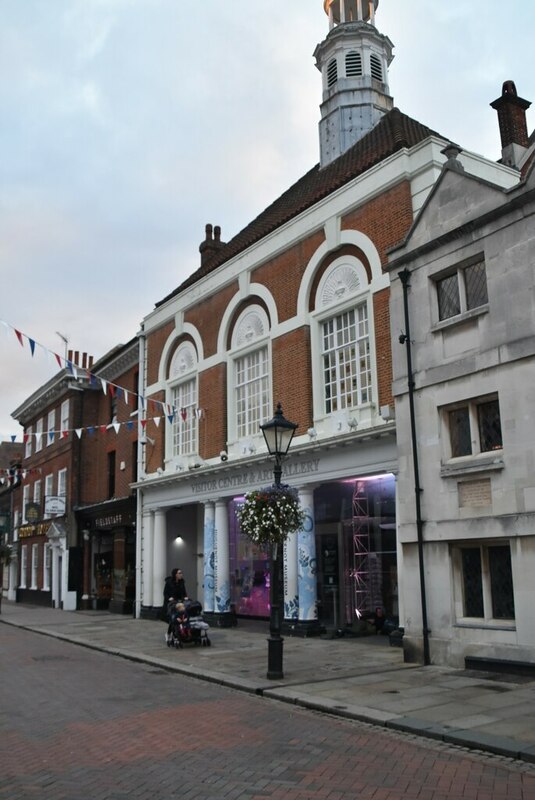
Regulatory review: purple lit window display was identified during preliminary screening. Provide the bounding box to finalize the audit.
[229,498,270,617]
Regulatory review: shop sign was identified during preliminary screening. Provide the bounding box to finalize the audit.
[94,510,134,530]
[190,459,321,496]
[25,503,40,523]
[44,496,66,516]
[19,521,52,539]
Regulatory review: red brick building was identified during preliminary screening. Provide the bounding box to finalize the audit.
[11,341,139,612]
[134,1,520,627]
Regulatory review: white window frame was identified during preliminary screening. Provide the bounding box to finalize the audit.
[311,258,377,429]
[20,545,28,589]
[22,485,30,524]
[47,409,56,446]
[171,378,198,457]
[44,474,54,519]
[35,417,44,453]
[25,425,32,458]
[227,305,271,451]
[31,543,39,589]
[440,394,502,464]
[33,480,41,508]
[57,468,67,499]
[43,544,51,591]
[13,509,20,542]
[60,400,70,436]
[452,542,516,628]
[166,342,199,465]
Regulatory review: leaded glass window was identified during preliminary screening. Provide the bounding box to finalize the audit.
[465,261,488,310]
[478,400,502,452]
[462,548,484,617]
[489,545,515,620]
[459,544,515,621]
[436,259,488,321]
[437,274,461,320]
[449,407,471,457]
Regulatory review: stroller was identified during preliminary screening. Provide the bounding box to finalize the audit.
[167,599,211,649]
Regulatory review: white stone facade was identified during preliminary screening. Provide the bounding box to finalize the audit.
[389,155,535,667]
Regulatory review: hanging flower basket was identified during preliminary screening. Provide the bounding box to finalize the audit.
[236,484,305,547]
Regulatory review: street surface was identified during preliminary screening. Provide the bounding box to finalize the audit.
[1,625,534,800]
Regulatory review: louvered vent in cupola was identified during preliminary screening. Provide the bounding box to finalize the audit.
[327,58,338,87]
[370,54,383,81]
[346,51,363,77]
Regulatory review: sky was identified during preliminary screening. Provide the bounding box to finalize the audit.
[1,0,534,440]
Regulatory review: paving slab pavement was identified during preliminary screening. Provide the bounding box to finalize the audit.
[2,600,535,765]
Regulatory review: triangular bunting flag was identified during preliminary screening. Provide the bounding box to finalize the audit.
[29,338,36,356]
[75,429,83,439]
[153,417,161,428]
[112,422,120,434]
[14,329,24,347]
[101,379,107,395]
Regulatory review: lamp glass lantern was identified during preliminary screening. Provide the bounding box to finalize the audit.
[260,403,298,485]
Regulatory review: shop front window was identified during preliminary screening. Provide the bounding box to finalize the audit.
[315,474,397,628]
[229,499,270,617]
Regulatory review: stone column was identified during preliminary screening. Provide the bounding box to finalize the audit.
[141,510,154,614]
[152,509,167,609]
[213,499,231,624]
[297,486,320,634]
[51,545,60,608]
[283,530,299,625]
[203,501,216,613]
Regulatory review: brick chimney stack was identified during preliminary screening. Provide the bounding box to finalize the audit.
[491,81,531,169]
[199,223,225,268]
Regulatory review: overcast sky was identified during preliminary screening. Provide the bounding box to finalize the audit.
[1,0,534,440]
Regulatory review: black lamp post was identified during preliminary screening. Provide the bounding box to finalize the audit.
[260,403,298,680]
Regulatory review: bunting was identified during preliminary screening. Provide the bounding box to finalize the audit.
[0,317,205,441]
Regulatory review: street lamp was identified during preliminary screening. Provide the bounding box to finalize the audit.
[260,403,298,680]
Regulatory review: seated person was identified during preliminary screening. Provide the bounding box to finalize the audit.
[369,606,386,634]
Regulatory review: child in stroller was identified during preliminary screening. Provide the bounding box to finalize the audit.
[167,599,211,648]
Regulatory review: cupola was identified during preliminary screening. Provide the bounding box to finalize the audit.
[315,0,394,167]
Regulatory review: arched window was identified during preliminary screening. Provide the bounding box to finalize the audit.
[229,305,271,444]
[370,54,383,82]
[313,261,374,420]
[327,58,338,88]
[346,51,363,77]
[168,342,198,457]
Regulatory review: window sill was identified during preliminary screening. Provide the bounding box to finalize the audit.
[454,621,516,632]
[440,454,504,478]
[432,304,489,333]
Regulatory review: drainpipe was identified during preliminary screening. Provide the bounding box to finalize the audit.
[134,328,146,619]
[398,268,430,666]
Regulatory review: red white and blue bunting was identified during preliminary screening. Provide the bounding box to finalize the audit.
[1,318,204,442]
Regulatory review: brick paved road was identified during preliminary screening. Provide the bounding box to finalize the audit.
[1,625,534,800]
